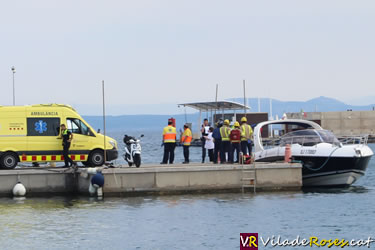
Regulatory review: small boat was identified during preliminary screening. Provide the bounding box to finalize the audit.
[253,119,373,187]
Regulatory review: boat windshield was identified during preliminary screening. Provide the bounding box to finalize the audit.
[279,129,340,147]
[317,130,341,146]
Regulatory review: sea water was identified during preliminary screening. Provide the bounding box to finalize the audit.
[0,131,374,249]
[108,129,205,165]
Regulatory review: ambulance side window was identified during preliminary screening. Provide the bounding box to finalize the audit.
[27,118,60,136]
[66,118,94,136]
[66,119,80,134]
[80,121,94,136]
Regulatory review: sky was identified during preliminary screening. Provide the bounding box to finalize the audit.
[1,0,374,115]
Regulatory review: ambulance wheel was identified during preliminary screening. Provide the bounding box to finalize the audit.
[1,152,18,169]
[88,150,104,166]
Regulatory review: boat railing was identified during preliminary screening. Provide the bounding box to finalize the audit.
[261,137,281,149]
[338,135,369,145]
[262,134,369,148]
[281,135,324,147]
[262,135,334,148]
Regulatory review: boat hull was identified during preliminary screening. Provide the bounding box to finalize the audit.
[256,155,371,187]
[302,171,363,187]
[297,155,371,187]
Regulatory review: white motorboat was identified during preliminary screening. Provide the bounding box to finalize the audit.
[253,119,373,187]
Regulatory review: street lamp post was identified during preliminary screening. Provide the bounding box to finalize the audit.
[11,66,16,106]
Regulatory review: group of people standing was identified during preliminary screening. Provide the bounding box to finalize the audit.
[161,117,253,164]
[202,117,253,164]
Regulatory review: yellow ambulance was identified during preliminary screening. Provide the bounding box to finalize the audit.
[0,104,118,169]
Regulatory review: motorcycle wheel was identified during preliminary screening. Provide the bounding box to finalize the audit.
[134,154,141,168]
[128,162,133,167]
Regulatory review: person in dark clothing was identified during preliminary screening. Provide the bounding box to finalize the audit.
[201,118,210,163]
[162,143,176,164]
[60,124,76,168]
[212,120,222,164]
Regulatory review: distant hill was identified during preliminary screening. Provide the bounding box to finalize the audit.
[231,96,375,117]
[344,96,375,106]
[83,96,375,131]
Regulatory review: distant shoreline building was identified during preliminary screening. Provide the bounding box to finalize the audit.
[287,110,375,137]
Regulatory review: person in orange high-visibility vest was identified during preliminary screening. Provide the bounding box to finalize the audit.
[181,124,192,164]
[161,120,177,164]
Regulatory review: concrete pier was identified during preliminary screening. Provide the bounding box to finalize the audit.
[0,162,302,197]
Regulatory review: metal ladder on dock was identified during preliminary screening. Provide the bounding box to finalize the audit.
[241,153,256,194]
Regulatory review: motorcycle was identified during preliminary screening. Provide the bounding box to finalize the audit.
[123,134,143,167]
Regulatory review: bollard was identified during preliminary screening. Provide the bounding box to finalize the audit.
[284,144,292,163]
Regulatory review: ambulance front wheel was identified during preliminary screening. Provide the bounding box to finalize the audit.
[1,152,18,169]
[88,150,104,166]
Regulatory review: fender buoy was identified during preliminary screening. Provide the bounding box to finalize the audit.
[284,144,292,163]
[13,182,26,197]
[91,173,104,188]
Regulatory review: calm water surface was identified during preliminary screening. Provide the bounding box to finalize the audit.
[108,130,205,165]
[0,133,374,249]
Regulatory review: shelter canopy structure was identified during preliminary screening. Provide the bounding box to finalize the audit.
[179,101,250,112]
[178,101,250,136]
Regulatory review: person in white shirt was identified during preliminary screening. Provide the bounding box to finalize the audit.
[201,119,210,163]
[204,127,215,163]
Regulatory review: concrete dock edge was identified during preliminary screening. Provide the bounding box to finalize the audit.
[0,162,302,197]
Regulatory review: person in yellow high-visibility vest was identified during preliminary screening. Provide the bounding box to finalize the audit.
[220,119,232,163]
[240,117,253,155]
[59,124,76,168]
[161,120,177,164]
[181,124,192,164]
